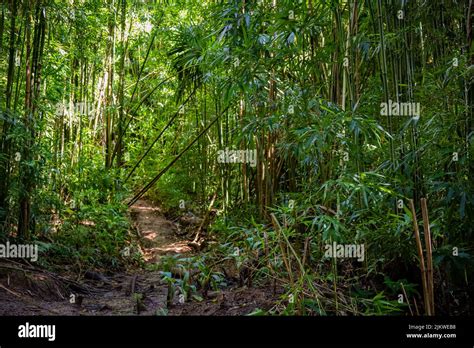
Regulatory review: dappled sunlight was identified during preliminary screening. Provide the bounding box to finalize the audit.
[131,199,192,264]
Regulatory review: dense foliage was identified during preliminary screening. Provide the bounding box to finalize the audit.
[0,0,472,315]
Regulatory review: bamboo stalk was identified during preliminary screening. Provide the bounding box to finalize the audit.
[192,191,217,243]
[270,214,293,285]
[408,199,431,315]
[413,296,420,316]
[270,213,305,276]
[400,282,413,316]
[420,198,435,315]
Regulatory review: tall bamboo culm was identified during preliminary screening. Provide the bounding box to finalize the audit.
[409,198,435,315]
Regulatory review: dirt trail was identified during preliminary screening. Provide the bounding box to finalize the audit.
[0,199,279,315]
[129,199,192,263]
[0,199,188,316]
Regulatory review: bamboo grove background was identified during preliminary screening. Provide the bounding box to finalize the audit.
[0,0,472,315]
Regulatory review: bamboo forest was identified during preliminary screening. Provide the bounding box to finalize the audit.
[0,0,472,321]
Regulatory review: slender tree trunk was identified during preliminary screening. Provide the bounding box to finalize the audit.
[117,0,126,168]
[0,0,18,229]
[105,0,115,169]
[18,0,33,239]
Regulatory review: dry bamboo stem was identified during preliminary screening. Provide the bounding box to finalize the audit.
[271,214,293,285]
[400,282,413,316]
[420,198,435,315]
[408,199,431,315]
[413,296,420,316]
[271,213,307,283]
[192,191,217,243]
